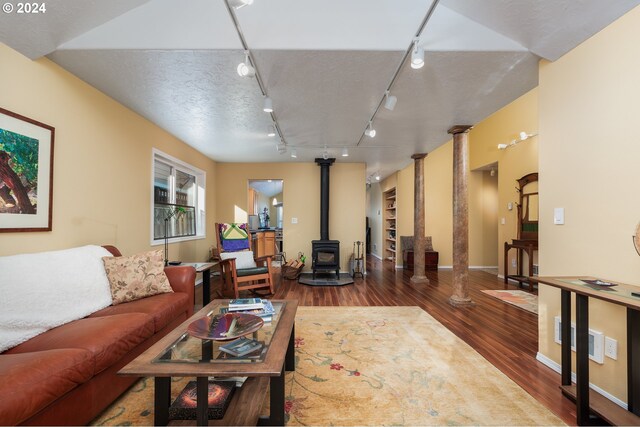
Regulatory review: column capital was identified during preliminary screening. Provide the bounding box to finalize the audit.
[411,153,428,160]
[447,125,473,135]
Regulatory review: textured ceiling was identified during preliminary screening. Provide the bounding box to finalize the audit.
[2,0,639,180]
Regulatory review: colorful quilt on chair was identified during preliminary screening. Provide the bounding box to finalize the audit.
[219,223,251,252]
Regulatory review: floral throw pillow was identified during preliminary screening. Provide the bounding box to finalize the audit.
[102,249,173,305]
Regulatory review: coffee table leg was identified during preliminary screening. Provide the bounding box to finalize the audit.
[285,322,295,371]
[258,365,285,426]
[154,377,170,426]
[197,376,208,426]
[202,268,211,305]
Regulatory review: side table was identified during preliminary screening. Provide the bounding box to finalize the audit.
[182,262,219,305]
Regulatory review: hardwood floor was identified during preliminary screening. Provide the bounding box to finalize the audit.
[206,256,577,425]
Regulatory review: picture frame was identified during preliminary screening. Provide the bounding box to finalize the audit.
[0,107,55,232]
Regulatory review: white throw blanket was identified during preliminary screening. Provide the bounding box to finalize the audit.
[0,245,114,353]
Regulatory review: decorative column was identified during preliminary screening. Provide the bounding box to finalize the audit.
[410,153,429,285]
[448,125,473,306]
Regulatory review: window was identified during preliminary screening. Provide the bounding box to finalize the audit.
[151,149,205,244]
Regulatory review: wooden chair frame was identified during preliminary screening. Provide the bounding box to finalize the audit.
[215,223,274,299]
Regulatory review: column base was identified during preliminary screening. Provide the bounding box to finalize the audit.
[410,275,430,285]
[449,295,474,307]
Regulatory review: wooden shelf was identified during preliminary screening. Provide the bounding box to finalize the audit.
[383,187,397,264]
[560,385,640,426]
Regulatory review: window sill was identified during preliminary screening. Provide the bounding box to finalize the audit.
[151,234,206,246]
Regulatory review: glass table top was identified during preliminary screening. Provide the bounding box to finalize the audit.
[153,301,285,365]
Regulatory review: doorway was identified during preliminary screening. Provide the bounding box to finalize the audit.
[247,180,284,263]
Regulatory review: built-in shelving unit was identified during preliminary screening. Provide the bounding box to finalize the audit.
[383,187,396,263]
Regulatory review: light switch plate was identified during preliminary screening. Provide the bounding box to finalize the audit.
[554,208,565,225]
[291,217,298,224]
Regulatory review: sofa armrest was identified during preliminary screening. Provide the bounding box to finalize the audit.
[164,266,195,315]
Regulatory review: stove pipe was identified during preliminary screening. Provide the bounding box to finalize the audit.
[315,158,335,240]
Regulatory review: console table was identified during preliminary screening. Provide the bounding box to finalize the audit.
[535,276,640,426]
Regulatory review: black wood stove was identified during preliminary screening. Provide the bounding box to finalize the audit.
[312,158,340,279]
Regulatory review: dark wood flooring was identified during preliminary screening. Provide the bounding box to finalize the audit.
[205,256,577,425]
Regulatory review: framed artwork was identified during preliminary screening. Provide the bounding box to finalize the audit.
[0,107,55,232]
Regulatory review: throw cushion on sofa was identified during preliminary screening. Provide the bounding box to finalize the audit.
[102,249,173,305]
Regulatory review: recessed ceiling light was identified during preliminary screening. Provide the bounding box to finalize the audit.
[342,147,349,157]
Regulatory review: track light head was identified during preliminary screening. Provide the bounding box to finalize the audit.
[277,142,286,154]
[342,147,349,157]
[497,143,508,150]
[291,149,297,158]
[322,146,329,160]
[375,173,380,181]
[237,51,255,77]
[365,121,376,138]
[384,91,397,111]
[228,0,253,10]
[267,125,276,137]
[263,96,273,113]
[411,39,424,69]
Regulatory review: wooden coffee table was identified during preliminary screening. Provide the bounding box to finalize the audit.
[119,299,297,426]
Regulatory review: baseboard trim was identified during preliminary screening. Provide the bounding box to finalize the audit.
[438,265,453,270]
[469,265,498,270]
[535,352,628,410]
[371,253,382,260]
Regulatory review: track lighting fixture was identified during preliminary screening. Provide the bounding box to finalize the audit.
[228,0,253,10]
[322,146,329,160]
[384,91,397,111]
[237,51,255,77]
[267,125,276,137]
[263,96,273,113]
[497,131,538,150]
[375,173,381,181]
[411,39,424,69]
[277,142,286,154]
[342,147,349,157]
[365,121,376,138]
[291,149,297,158]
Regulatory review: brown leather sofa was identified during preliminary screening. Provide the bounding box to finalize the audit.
[0,246,195,426]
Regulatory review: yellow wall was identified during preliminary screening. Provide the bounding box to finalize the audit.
[0,44,216,261]
[215,162,366,270]
[538,5,640,401]
[470,88,539,275]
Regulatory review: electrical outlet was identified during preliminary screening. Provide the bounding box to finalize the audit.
[291,217,298,224]
[605,337,618,360]
[373,243,377,250]
[511,258,517,268]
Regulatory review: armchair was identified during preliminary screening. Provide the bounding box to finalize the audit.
[215,223,274,299]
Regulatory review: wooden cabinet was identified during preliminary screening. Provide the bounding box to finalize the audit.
[383,188,397,263]
[252,231,276,258]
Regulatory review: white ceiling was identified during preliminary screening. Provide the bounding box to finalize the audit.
[2,0,639,180]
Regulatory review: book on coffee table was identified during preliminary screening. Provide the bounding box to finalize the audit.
[168,380,235,420]
[219,337,263,357]
[228,297,264,311]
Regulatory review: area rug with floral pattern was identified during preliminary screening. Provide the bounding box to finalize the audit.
[481,289,538,314]
[92,306,560,426]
